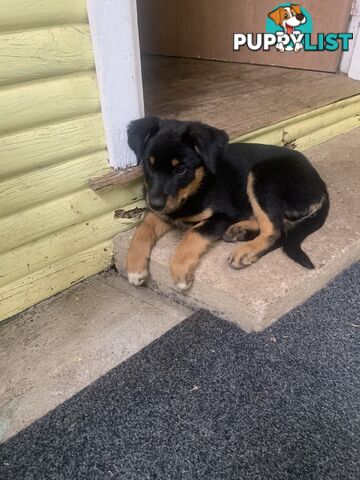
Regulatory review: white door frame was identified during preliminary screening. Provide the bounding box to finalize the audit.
[87,0,144,169]
[340,0,360,80]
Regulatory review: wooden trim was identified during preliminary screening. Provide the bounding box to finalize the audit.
[231,94,360,151]
[89,166,143,191]
[87,0,144,169]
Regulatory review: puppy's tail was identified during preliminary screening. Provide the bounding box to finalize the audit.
[282,191,329,270]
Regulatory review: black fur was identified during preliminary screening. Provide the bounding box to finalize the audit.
[127,117,329,269]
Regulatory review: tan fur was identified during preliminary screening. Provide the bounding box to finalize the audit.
[309,196,325,215]
[291,4,302,15]
[171,159,180,167]
[182,208,214,224]
[126,212,172,274]
[173,208,214,230]
[268,6,286,25]
[229,173,280,269]
[170,225,211,287]
[166,166,205,212]
[284,195,326,230]
[179,166,205,201]
[149,156,155,166]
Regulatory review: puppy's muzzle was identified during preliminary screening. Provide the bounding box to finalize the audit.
[148,194,166,212]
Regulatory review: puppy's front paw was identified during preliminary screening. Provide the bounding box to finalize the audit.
[126,244,149,287]
[127,270,148,287]
[228,246,258,270]
[169,255,195,291]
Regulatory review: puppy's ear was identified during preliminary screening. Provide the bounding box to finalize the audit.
[268,7,284,25]
[127,116,160,164]
[182,122,229,174]
[290,4,302,15]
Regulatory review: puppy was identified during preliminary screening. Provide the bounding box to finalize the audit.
[268,4,307,52]
[126,117,328,291]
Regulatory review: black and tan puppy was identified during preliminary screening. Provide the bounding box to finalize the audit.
[126,117,329,290]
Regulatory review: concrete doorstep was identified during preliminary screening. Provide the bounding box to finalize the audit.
[114,129,360,332]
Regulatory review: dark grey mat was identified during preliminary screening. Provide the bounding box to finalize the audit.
[1,264,359,480]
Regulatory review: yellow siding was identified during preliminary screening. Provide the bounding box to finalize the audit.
[0,207,143,288]
[0,25,95,86]
[0,1,88,31]
[0,182,143,254]
[0,114,106,178]
[0,0,142,321]
[0,242,114,321]
[0,72,100,134]
[0,151,111,215]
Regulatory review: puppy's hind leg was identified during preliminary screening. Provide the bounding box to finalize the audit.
[223,219,260,242]
[228,173,283,269]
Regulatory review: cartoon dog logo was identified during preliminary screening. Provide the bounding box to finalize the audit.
[268,4,307,52]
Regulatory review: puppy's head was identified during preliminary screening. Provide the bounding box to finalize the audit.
[268,4,306,33]
[127,117,228,213]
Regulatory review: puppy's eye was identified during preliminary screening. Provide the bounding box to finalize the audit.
[175,166,188,177]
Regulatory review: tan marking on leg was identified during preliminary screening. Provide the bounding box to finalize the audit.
[174,208,214,230]
[166,166,205,211]
[170,225,211,290]
[223,219,260,242]
[149,156,155,166]
[181,208,214,224]
[228,173,280,269]
[126,212,172,285]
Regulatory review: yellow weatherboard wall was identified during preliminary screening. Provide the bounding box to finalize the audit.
[0,0,143,321]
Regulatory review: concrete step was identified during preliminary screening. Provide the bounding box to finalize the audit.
[114,128,360,332]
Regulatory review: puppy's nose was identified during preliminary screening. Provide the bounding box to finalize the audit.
[296,13,304,21]
[148,196,166,212]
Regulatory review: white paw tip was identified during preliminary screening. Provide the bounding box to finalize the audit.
[175,281,191,291]
[127,271,148,286]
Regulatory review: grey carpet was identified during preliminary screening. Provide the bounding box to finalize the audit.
[1,263,359,480]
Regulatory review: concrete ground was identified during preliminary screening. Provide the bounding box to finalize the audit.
[115,128,360,331]
[0,272,190,442]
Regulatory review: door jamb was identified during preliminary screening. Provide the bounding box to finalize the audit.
[87,0,144,169]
